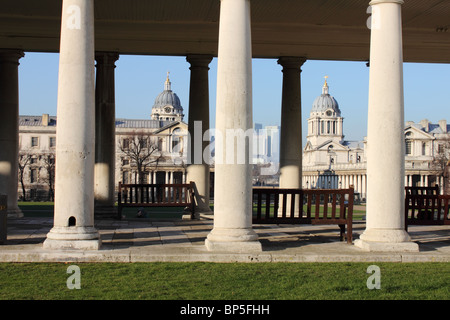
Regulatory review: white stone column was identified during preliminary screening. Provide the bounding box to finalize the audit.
[94,52,119,216]
[355,0,418,252]
[362,174,367,199]
[277,57,306,215]
[0,50,24,218]
[205,0,261,252]
[186,54,213,215]
[44,0,101,250]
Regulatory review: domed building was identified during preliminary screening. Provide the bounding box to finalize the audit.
[303,77,366,196]
[303,77,449,200]
[306,76,344,148]
[151,73,184,122]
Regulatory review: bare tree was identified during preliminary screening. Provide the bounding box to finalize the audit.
[18,152,33,201]
[431,136,450,194]
[118,131,162,184]
[41,153,56,201]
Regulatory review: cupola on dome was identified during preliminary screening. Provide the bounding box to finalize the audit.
[151,72,184,122]
[311,76,341,116]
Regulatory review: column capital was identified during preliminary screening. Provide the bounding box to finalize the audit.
[186,54,213,69]
[277,56,307,70]
[95,52,119,67]
[0,49,24,64]
[369,0,403,5]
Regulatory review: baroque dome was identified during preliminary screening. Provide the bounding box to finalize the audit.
[311,77,341,116]
[152,73,182,110]
[151,73,184,121]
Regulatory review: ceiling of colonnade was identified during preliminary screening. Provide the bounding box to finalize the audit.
[1,0,450,62]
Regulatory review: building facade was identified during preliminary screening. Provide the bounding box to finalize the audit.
[18,76,192,201]
[303,79,450,199]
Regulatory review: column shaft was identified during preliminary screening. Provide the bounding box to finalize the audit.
[94,52,119,215]
[0,50,24,217]
[277,57,305,216]
[186,54,213,215]
[205,0,261,252]
[44,0,100,250]
[278,57,306,189]
[355,0,418,252]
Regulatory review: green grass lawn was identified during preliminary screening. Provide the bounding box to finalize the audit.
[0,262,448,300]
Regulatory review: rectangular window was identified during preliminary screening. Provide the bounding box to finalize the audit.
[49,137,56,148]
[122,139,130,150]
[30,168,38,183]
[122,171,130,184]
[139,138,148,149]
[405,140,412,155]
[31,137,39,147]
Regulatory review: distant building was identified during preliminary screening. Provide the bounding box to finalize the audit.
[303,79,449,199]
[18,75,193,201]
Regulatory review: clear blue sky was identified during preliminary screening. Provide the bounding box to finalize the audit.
[18,52,450,147]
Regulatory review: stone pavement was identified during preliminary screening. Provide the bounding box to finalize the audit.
[1,216,449,263]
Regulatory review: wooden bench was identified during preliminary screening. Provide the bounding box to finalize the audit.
[117,182,196,219]
[252,187,354,244]
[405,186,450,230]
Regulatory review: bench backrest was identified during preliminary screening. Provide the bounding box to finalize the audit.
[252,187,354,224]
[118,182,195,206]
[405,190,450,227]
[405,185,440,196]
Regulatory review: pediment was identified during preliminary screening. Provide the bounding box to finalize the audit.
[404,125,435,140]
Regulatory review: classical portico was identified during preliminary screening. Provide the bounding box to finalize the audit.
[2,0,448,252]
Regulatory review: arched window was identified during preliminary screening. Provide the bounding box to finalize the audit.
[172,128,182,153]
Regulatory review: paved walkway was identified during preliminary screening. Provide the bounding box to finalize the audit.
[1,216,449,263]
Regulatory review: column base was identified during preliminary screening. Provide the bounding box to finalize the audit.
[7,208,23,218]
[43,226,102,250]
[354,228,419,252]
[182,213,200,220]
[205,228,262,252]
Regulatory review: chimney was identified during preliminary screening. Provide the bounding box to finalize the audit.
[419,119,430,132]
[438,119,447,133]
[42,114,49,126]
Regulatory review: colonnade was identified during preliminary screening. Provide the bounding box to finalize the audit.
[303,173,367,199]
[1,0,418,252]
[304,171,445,200]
